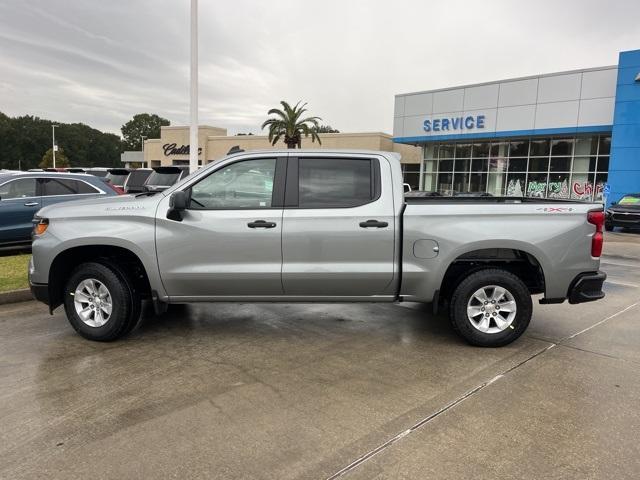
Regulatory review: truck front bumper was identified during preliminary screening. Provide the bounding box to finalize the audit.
[567,271,606,304]
[30,282,50,306]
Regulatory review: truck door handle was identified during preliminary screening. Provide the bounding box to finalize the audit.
[24,202,39,207]
[359,219,388,228]
[247,220,277,229]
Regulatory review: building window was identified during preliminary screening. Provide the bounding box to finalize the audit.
[402,163,421,191]
[422,134,610,201]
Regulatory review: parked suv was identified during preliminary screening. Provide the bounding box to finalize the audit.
[0,172,118,250]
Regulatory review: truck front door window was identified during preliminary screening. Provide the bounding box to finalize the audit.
[190,158,276,209]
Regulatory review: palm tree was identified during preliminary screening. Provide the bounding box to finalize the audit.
[261,101,322,149]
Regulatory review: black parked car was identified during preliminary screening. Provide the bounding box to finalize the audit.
[605,194,640,231]
[123,168,153,193]
[143,166,189,192]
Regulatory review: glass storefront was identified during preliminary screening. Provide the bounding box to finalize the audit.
[421,135,610,201]
[401,163,421,190]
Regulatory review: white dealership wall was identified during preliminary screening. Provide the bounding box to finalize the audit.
[393,66,617,141]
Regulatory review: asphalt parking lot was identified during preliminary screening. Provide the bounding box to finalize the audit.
[2,232,640,480]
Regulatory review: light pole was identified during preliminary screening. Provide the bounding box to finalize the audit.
[189,0,199,174]
[141,135,147,168]
[51,124,58,168]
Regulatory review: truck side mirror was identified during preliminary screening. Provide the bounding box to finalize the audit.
[610,201,617,206]
[167,190,188,221]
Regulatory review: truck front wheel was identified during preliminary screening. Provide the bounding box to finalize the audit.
[449,269,532,347]
[63,262,141,341]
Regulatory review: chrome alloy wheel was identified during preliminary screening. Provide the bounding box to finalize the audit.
[466,285,517,334]
[73,278,113,327]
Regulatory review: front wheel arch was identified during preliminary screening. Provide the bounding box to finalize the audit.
[48,245,151,311]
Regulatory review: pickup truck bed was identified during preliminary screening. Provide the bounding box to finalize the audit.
[401,196,603,304]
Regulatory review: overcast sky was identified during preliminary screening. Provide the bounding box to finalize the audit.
[1,0,639,136]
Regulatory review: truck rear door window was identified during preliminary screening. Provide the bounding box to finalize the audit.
[298,158,376,208]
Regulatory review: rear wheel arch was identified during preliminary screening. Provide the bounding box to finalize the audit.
[48,245,152,310]
[437,248,546,304]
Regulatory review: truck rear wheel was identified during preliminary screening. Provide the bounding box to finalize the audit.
[449,269,532,347]
[63,262,141,341]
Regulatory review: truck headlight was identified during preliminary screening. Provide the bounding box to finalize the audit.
[33,217,49,236]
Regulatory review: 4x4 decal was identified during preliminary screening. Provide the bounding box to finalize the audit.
[536,207,575,212]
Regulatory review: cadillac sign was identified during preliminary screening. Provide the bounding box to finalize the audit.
[163,143,202,156]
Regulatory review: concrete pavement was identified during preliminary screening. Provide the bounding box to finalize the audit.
[1,233,639,479]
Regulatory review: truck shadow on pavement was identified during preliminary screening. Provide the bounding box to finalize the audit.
[132,301,458,346]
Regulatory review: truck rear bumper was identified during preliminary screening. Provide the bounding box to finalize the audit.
[567,271,606,304]
[539,271,606,305]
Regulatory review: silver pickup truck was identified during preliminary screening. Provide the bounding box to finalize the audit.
[29,150,606,347]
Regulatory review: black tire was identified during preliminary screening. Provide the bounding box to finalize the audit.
[605,222,614,232]
[107,261,143,336]
[449,269,532,347]
[63,262,141,341]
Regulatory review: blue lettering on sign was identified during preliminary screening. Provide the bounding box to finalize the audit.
[423,114,487,133]
[464,116,474,129]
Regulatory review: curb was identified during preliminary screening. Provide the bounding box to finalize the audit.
[0,289,34,305]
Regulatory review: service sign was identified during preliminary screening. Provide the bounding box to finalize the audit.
[423,114,486,133]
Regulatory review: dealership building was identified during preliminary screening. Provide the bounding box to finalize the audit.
[133,126,421,172]
[393,49,640,203]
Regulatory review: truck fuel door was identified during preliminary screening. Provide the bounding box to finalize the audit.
[413,239,440,259]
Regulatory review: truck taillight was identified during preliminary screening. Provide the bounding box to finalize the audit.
[587,210,604,257]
